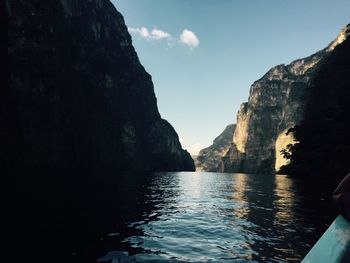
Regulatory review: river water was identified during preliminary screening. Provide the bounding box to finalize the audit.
[69,172,336,262]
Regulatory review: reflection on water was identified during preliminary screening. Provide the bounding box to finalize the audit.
[231,173,250,220]
[68,172,336,262]
[274,175,295,227]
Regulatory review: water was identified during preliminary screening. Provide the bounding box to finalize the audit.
[66,172,337,262]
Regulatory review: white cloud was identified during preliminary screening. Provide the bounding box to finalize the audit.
[128,26,199,49]
[151,28,171,40]
[179,29,199,48]
[128,27,150,39]
[186,142,203,156]
[128,27,171,41]
[139,27,150,38]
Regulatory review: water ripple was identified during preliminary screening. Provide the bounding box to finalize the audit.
[82,172,335,262]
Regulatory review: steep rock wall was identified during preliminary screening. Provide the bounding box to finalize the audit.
[4,0,194,171]
[280,28,350,183]
[220,25,350,174]
[195,124,235,172]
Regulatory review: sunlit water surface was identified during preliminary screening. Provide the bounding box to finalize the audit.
[72,172,335,262]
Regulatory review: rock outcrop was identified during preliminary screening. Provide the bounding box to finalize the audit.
[4,0,194,171]
[220,24,350,174]
[195,124,235,172]
[280,26,350,183]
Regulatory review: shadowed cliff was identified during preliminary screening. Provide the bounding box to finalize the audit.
[4,0,194,171]
[280,26,350,185]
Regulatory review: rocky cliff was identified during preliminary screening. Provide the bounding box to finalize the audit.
[4,0,194,171]
[195,124,235,172]
[220,24,350,174]
[280,27,350,184]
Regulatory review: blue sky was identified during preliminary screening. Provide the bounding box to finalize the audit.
[113,0,350,155]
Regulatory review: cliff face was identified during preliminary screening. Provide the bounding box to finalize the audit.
[4,0,194,171]
[220,25,350,174]
[195,124,235,172]
[280,28,350,183]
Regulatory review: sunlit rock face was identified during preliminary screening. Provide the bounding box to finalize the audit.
[327,25,349,51]
[275,129,297,172]
[195,124,235,172]
[4,0,194,171]
[221,24,350,174]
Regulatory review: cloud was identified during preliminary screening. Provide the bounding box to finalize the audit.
[128,27,171,41]
[151,28,171,40]
[179,29,199,48]
[128,27,150,39]
[186,142,203,156]
[128,26,199,49]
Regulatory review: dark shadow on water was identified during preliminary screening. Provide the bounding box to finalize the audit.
[10,167,170,262]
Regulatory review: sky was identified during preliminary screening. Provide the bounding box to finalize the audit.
[113,0,350,155]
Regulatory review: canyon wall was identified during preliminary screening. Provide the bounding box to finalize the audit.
[280,26,350,183]
[219,25,350,174]
[195,124,235,172]
[4,0,194,171]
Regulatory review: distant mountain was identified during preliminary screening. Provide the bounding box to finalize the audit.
[4,0,194,171]
[196,124,235,172]
[280,25,350,184]
[220,24,350,174]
